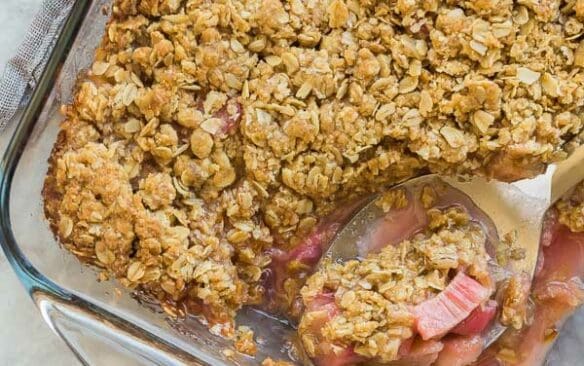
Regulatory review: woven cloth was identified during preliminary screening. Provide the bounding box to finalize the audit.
[0,0,74,129]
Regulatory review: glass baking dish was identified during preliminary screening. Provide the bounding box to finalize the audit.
[0,0,583,365]
[0,0,293,365]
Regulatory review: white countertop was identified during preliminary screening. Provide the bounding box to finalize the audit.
[0,1,79,364]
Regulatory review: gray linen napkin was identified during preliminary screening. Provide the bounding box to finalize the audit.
[0,0,73,129]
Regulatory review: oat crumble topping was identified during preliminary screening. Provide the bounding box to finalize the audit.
[42,0,584,360]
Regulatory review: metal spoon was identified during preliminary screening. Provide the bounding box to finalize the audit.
[321,147,584,349]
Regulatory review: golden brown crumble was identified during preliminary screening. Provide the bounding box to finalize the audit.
[499,274,530,330]
[375,188,408,212]
[234,326,258,356]
[261,358,295,366]
[298,208,491,362]
[557,180,584,232]
[43,0,584,354]
[221,348,235,358]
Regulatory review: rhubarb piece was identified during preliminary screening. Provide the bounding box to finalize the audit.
[414,272,492,340]
[451,300,498,336]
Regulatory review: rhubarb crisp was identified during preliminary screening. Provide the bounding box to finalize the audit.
[43,0,584,363]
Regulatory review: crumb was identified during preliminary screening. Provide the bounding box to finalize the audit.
[499,274,530,330]
[222,349,235,358]
[235,326,257,356]
[375,188,408,212]
[420,185,437,209]
[262,358,295,366]
[556,181,584,232]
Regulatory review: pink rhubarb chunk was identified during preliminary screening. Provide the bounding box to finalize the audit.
[307,292,340,319]
[413,272,492,340]
[451,299,497,336]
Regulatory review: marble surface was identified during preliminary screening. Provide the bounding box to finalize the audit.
[0,1,79,365]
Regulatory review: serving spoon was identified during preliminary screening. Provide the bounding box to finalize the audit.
[321,146,584,350]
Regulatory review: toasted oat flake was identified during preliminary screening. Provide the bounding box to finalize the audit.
[470,40,488,56]
[398,76,419,94]
[127,261,146,282]
[376,189,408,212]
[419,90,433,116]
[473,110,495,133]
[440,126,465,148]
[91,61,109,76]
[576,41,584,67]
[58,215,73,238]
[200,118,222,135]
[517,67,541,85]
[541,73,561,97]
[123,119,141,134]
[190,129,214,158]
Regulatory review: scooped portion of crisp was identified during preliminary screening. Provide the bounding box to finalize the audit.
[299,208,501,365]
